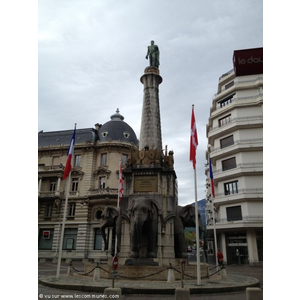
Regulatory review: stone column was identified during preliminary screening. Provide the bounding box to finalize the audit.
[139,67,163,152]
[55,177,61,196]
[38,177,42,193]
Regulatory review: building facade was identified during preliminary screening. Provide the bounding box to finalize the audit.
[38,109,139,262]
[205,48,263,266]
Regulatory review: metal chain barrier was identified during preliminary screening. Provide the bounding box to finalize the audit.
[68,260,225,280]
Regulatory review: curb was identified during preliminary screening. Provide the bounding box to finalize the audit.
[39,275,260,295]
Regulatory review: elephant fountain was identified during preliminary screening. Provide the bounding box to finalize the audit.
[128,197,158,259]
[174,204,203,258]
[99,206,122,256]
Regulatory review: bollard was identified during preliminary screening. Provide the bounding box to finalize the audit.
[175,287,190,300]
[67,261,73,276]
[167,263,175,283]
[93,263,100,282]
[246,287,263,300]
[220,266,227,280]
[104,288,122,298]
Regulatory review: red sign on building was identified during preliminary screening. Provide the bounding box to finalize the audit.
[233,47,263,76]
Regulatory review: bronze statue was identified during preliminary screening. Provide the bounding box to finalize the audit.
[146,40,160,68]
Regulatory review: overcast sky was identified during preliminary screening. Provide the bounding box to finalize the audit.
[38,0,263,206]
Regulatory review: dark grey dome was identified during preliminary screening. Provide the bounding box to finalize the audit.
[98,109,138,146]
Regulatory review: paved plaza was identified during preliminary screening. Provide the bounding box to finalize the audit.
[38,261,263,299]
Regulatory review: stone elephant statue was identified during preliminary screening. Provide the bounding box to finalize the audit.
[174,204,203,258]
[129,197,158,259]
[99,206,121,256]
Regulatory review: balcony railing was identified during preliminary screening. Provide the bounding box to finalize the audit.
[210,139,263,153]
[213,162,263,175]
[89,188,118,196]
[217,215,263,223]
[214,188,263,198]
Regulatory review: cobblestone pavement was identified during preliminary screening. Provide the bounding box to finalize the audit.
[38,262,263,300]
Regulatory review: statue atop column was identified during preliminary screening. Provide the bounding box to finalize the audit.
[146,40,160,68]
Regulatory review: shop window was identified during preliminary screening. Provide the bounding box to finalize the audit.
[62,228,77,250]
[38,229,54,250]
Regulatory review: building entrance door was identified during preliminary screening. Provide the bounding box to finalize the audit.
[228,245,248,264]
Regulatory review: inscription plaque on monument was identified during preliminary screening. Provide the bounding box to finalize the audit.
[134,175,158,192]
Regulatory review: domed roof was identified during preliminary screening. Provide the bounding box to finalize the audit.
[98,109,138,146]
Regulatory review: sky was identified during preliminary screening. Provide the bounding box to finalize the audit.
[37,0,263,206]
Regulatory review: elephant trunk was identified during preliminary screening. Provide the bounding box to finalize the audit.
[100,227,108,250]
[135,221,144,249]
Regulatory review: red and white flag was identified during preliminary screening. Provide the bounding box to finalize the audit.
[118,162,123,202]
[190,106,198,170]
[62,125,76,180]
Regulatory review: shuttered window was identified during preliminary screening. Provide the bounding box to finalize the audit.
[222,157,236,171]
[220,135,234,149]
[226,206,242,221]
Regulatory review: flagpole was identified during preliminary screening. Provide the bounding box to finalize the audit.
[114,160,122,256]
[190,104,201,285]
[56,173,71,279]
[193,167,201,285]
[56,123,76,279]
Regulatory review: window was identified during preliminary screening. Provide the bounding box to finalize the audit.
[44,203,53,218]
[224,181,239,195]
[99,177,106,189]
[74,155,81,167]
[225,81,234,89]
[218,93,235,108]
[62,228,77,250]
[94,228,103,250]
[220,135,234,149]
[226,206,242,221]
[101,153,107,166]
[222,157,236,171]
[218,115,231,127]
[49,179,56,191]
[68,203,76,217]
[121,154,128,166]
[72,178,79,191]
[38,229,54,250]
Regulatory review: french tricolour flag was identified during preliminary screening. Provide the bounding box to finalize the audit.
[62,125,76,180]
[209,156,215,198]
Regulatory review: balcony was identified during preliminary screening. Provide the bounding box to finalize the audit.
[38,164,64,177]
[213,163,263,183]
[207,115,263,140]
[89,188,118,197]
[38,191,64,198]
[207,215,263,229]
[213,188,263,206]
[210,138,263,160]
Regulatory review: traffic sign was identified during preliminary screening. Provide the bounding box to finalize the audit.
[112,256,118,270]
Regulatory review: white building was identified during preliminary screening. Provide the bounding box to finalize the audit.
[205,48,263,266]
